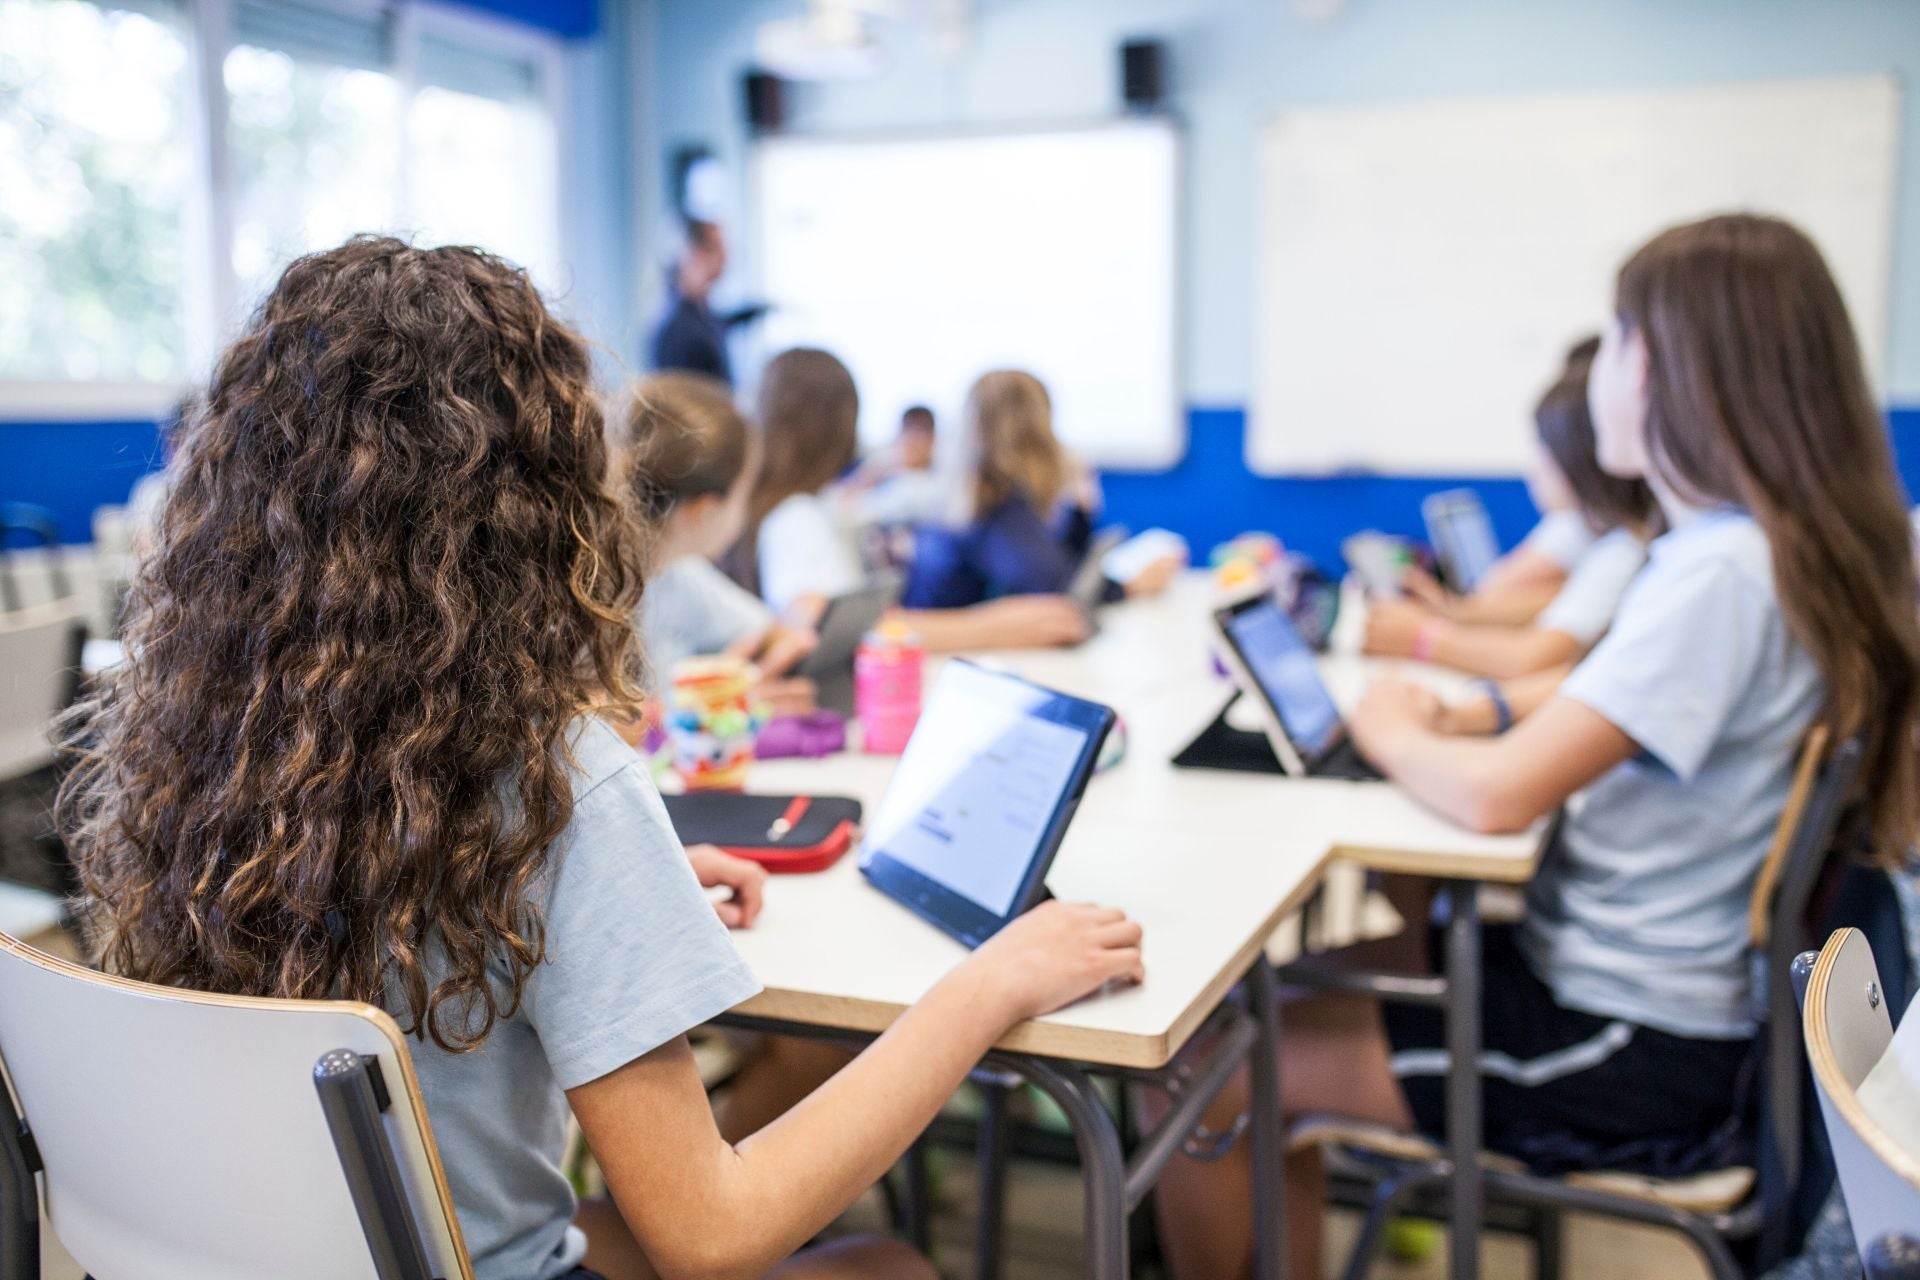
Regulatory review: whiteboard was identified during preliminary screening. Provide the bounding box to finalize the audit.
[1251,77,1901,476]
[751,121,1181,468]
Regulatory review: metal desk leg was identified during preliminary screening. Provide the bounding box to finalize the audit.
[1443,881,1483,1280]
[1248,961,1287,1280]
[999,1055,1129,1280]
[976,1076,1013,1280]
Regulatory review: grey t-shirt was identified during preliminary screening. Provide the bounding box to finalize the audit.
[1520,511,1822,1039]
[641,554,774,681]
[406,719,762,1280]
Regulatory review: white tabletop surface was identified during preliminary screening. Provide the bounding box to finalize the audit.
[720,574,1541,1068]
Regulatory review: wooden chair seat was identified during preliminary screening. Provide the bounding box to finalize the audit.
[1290,1114,1755,1212]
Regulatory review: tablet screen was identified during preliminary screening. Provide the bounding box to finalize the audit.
[1222,598,1343,759]
[864,665,1094,915]
[1425,491,1500,591]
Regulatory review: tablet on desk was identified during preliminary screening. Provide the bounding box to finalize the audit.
[859,661,1116,947]
[1210,593,1383,782]
[794,574,904,713]
[1067,527,1129,619]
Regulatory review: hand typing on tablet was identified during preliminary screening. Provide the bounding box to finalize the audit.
[967,901,1145,1019]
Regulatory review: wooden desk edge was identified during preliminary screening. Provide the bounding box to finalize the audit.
[730,849,1335,1072]
[1329,838,1543,885]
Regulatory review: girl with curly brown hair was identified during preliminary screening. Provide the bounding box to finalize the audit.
[59,237,1144,1280]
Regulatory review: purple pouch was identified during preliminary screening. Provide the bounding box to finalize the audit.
[755,711,848,759]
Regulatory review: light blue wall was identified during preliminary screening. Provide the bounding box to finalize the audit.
[644,0,1920,407]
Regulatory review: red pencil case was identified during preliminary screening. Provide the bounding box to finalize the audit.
[661,793,863,874]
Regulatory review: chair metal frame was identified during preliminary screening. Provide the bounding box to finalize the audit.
[1289,733,1864,1280]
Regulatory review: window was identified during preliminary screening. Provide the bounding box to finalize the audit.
[225,43,401,310]
[0,0,194,382]
[0,0,566,405]
[407,36,559,287]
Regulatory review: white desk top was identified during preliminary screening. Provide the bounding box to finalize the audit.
[717,575,1540,1068]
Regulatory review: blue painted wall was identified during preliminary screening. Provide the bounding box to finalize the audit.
[18,407,1919,572]
[451,0,597,39]
[0,420,165,544]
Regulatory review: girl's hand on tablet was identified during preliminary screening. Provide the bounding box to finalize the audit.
[970,900,1145,1021]
[1361,598,1433,657]
[685,843,767,929]
[1399,566,1452,612]
[728,622,818,679]
[978,595,1093,649]
[1348,679,1446,759]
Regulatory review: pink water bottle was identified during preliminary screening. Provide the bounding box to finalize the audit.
[854,623,924,755]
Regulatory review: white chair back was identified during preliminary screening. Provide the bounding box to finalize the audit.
[0,600,80,782]
[0,930,472,1280]
[1803,927,1920,1270]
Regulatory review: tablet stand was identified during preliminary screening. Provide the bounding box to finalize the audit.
[1170,691,1287,774]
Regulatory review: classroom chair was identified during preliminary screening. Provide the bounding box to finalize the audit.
[0,928,473,1280]
[1291,729,1864,1280]
[89,503,135,636]
[1796,927,1920,1278]
[0,505,71,615]
[0,599,84,785]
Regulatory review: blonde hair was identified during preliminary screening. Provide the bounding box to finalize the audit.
[965,370,1065,517]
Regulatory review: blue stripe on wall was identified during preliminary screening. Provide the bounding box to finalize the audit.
[2,419,165,546]
[9,405,1920,567]
[1100,405,1920,572]
[446,0,596,39]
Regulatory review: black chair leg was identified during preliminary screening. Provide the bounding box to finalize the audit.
[1533,1205,1563,1280]
[901,1135,934,1255]
[0,1082,40,1280]
[1338,1169,1446,1280]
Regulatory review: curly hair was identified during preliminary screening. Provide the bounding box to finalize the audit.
[58,237,647,1051]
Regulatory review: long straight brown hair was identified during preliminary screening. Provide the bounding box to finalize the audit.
[723,347,858,594]
[1617,214,1920,860]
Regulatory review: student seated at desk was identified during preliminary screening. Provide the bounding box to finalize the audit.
[844,403,952,530]
[724,347,867,623]
[58,239,1146,1280]
[1149,214,1920,1280]
[1396,343,1607,627]
[619,371,816,710]
[901,369,1182,613]
[1365,340,1658,679]
[730,350,1096,650]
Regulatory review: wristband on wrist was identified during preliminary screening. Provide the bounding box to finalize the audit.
[1470,678,1514,734]
[1410,617,1445,663]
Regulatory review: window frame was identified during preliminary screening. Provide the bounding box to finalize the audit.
[0,0,570,417]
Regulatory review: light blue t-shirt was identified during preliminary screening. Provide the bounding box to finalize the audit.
[1535,526,1647,647]
[1520,511,1823,1039]
[643,554,774,682]
[406,719,762,1280]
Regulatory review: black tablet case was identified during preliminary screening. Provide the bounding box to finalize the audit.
[663,793,864,850]
[1170,694,1288,774]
